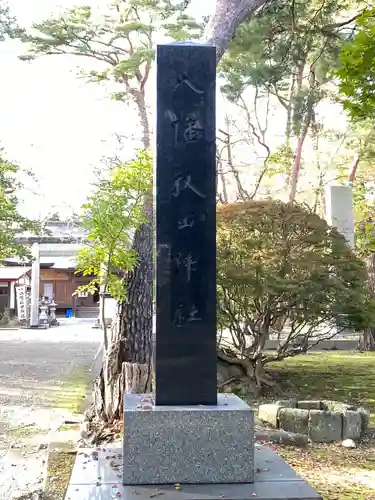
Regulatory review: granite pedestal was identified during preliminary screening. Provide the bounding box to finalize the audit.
[122,393,254,485]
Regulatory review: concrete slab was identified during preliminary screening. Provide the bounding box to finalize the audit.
[68,445,321,498]
[65,481,321,499]
[69,447,122,485]
[254,446,301,482]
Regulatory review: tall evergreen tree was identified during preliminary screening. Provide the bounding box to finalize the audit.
[220,0,364,201]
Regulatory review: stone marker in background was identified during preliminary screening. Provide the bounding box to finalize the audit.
[325,185,355,335]
[325,185,355,249]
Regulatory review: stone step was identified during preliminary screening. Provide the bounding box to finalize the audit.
[75,308,99,318]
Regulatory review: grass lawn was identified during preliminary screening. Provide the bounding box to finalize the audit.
[54,366,93,414]
[43,451,76,500]
[266,351,375,499]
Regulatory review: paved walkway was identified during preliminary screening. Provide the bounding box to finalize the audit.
[0,319,102,499]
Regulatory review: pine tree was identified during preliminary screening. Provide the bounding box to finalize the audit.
[220,0,363,201]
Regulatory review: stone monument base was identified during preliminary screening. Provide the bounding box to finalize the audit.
[123,393,254,485]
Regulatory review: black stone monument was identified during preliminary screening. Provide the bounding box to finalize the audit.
[155,43,217,406]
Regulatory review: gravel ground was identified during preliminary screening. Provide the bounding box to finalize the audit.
[0,318,102,499]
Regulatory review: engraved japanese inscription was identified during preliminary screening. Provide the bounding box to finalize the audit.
[155,43,217,406]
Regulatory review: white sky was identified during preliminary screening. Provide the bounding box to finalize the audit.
[0,0,216,219]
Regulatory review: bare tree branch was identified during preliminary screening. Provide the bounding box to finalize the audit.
[219,124,251,201]
[237,94,271,199]
[348,153,360,185]
[321,13,362,33]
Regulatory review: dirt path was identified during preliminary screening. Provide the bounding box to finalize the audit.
[0,319,102,499]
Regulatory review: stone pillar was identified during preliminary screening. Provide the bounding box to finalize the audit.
[155,43,217,406]
[325,185,355,249]
[123,42,254,488]
[30,242,40,328]
[325,185,355,338]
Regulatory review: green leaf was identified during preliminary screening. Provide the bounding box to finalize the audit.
[19,0,202,98]
[75,150,152,301]
[0,152,42,260]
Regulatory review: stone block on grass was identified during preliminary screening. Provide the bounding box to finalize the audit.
[275,399,298,408]
[342,410,362,441]
[308,410,342,443]
[321,400,355,412]
[258,404,281,428]
[298,400,322,410]
[278,408,309,435]
[255,427,308,447]
[358,407,370,436]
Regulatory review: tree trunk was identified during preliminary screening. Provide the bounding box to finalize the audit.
[91,89,153,423]
[348,153,360,185]
[288,64,314,203]
[217,348,275,393]
[92,230,153,424]
[358,328,375,351]
[204,0,269,62]
[119,89,153,391]
[358,252,375,351]
[119,216,153,381]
